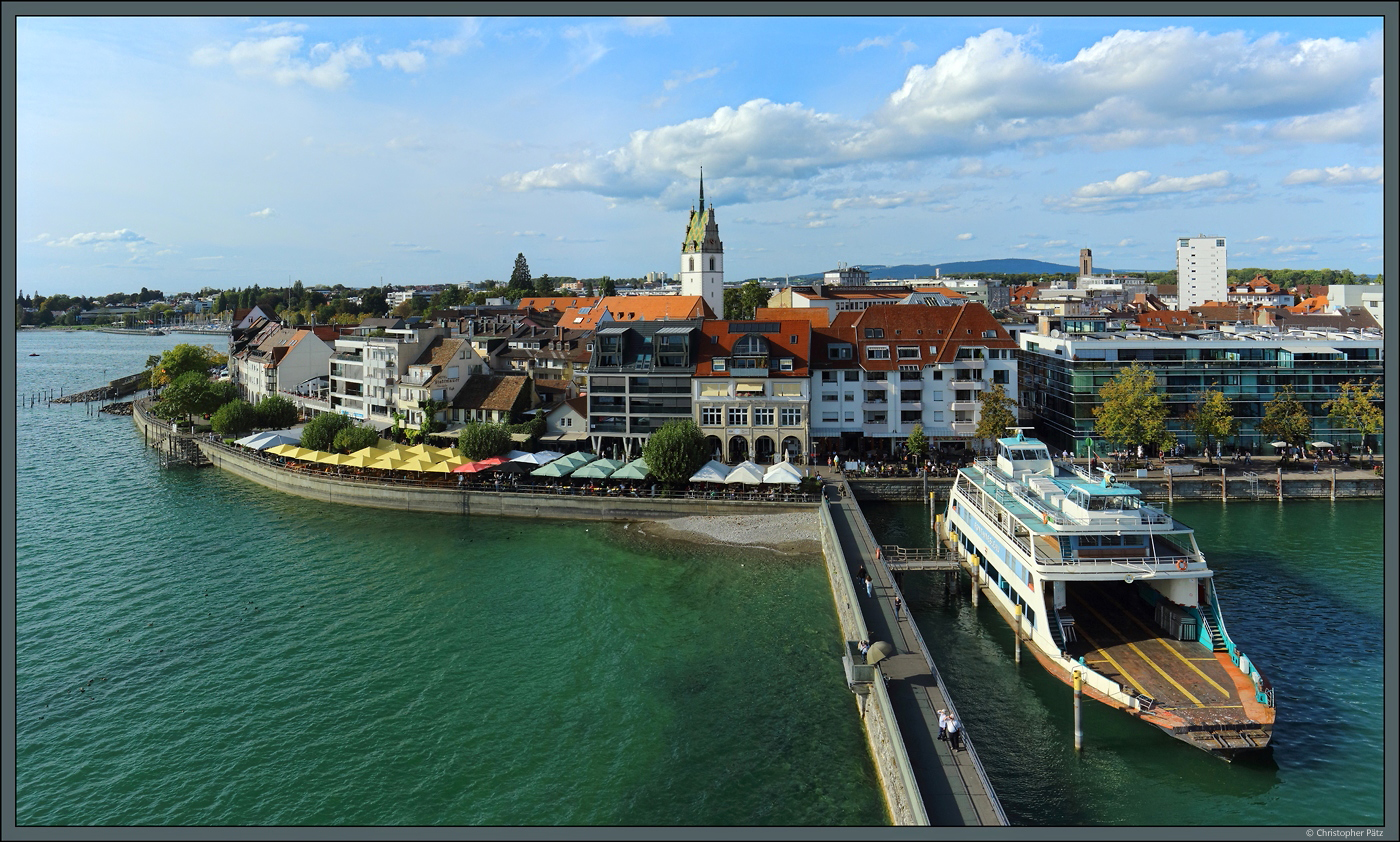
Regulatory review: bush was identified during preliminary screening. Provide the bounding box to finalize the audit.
[300,412,354,452]
[458,422,511,461]
[256,394,299,429]
[643,419,707,485]
[332,425,379,454]
[211,399,259,436]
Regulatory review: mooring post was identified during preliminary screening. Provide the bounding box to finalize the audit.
[1014,603,1022,664]
[1331,467,1337,501]
[1073,669,1084,751]
[1277,466,1284,502]
[1221,468,1227,502]
[970,555,979,606]
[1167,470,1173,503]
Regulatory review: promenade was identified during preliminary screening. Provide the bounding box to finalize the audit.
[822,478,1006,826]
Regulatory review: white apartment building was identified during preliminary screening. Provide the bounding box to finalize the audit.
[327,325,446,423]
[1177,235,1228,309]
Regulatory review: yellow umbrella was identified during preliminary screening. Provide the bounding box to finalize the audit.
[376,438,399,449]
[281,447,317,461]
[369,456,408,470]
[351,446,392,460]
[422,461,458,473]
[266,443,299,457]
[401,456,438,471]
[317,452,355,465]
[400,443,431,456]
[341,453,376,468]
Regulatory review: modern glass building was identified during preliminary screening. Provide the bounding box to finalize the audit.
[1017,325,1383,455]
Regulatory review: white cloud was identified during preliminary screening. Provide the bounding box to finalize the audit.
[1010,243,1029,250]
[48,228,150,248]
[562,24,611,75]
[1047,169,1234,210]
[378,50,426,73]
[663,67,720,91]
[956,232,974,240]
[1272,244,1316,254]
[513,231,545,237]
[506,27,1379,204]
[1044,239,1068,247]
[386,136,426,151]
[411,19,481,56]
[390,242,440,253]
[192,35,372,89]
[1282,164,1382,186]
[1116,239,1135,247]
[249,208,274,218]
[950,158,1011,178]
[841,35,895,54]
[830,191,936,210]
[193,255,224,260]
[248,21,307,36]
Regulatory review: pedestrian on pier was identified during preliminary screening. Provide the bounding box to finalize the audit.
[864,572,873,598]
[856,564,867,583]
[937,709,949,742]
[946,715,962,751]
[894,595,903,616]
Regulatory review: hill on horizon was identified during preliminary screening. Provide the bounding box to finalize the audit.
[776,258,1162,281]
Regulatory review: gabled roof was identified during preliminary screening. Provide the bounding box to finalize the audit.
[450,374,531,412]
[516,296,600,312]
[844,303,1016,369]
[809,324,860,369]
[754,307,831,326]
[559,295,711,330]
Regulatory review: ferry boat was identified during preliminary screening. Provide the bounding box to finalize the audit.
[943,430,1275,758]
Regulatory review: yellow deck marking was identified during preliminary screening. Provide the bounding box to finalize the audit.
[1100,590,1233,697]
[1072,627,1151,698]
[1072,597,1206,707]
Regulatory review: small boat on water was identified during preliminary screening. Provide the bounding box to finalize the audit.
[944,430,1275,759]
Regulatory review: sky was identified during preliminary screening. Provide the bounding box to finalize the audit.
[14,13,1389,299]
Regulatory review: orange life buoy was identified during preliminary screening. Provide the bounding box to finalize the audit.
[1176,559,1188,571]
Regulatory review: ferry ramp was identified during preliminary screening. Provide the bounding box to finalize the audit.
[828,486,1006,826]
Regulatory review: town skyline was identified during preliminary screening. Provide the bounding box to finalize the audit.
[17,14,1386,298]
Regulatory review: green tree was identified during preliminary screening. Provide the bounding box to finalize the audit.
[1092,363,1175,458]
[458,422,511,461]
[1256,385,1312,461]
[153,343,226,387]
[360,287,388,316]
[601,277,617,296]
[256,394,300,429]
[974,383,1018,444]
[642,419,708,485]
[1323,380,1383,451]
[419,397,448,436]
[584,278,596,296]
[155,371,225,421]
[722,286,742,320]
[332,425,379,454]
[509,253,532,291]
[533,273,554,295]
[211,399,259,436]
[906,424,929,468]
[300,412,354,451]
[1185,387,1239,464]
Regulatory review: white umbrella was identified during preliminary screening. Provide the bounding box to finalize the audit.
[236,430,301,450]
[689,460,732,483]
[1269,441,1289,448]
[763,461,804,485]
[1311,441,1337,449]
[724,460,766,485]
[511,450,565,466]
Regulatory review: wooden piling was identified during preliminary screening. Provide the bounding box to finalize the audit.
[1221,468,1227,502]
[1277,467,1283,502]
[1014,604,1022,664]
[1073,669,1084,751]
[1331,467,1337,501]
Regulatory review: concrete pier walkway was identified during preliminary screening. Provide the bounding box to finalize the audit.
[824,481,1006,826]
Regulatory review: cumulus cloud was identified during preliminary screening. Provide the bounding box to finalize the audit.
[249,208,274,217]
[1282,164,1382,186]
[1272,244,1316,254]
[1044,239,1068,247]
[830,191,939,210]
[841,35,895,54]
[1048,169,1234,210]
[192,35,371,89]
[505,26,1380,204]
[956,232,974,240]
[48,228,150,248]
[378,50,426,73]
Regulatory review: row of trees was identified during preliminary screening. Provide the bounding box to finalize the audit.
[1090,363,1383,462]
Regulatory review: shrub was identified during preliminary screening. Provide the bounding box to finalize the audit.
[332,425,379,454]
[300,412,354,452]
[458,422,511,461]
[256,394,300,429]
[211,399,259,436]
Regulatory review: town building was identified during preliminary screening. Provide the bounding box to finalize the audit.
[1016,323,1384,454]
[1224,275,1294,308]
[1176,235,1228,309]
[229,323,341,405]
[586,319,704,459]
[326,324,447,423]
[692,319,812,463]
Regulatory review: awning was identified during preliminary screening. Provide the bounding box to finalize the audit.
[654,326,693,335]
[596,327,628,336]
[735,381,765,392]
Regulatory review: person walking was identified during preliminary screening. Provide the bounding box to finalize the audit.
[864,572,874,598]
[937,709,949,742]
[946,714,962,751]
[856,564,867,584]
[893,595,903,617]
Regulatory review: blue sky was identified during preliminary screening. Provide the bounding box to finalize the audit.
[15,14,1386,298]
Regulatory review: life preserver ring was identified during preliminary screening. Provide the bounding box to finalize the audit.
[1175,559,1188,571]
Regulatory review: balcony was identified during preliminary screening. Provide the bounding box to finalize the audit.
[861,400,889,411]
[950,421,976,435]
[950,379,984,390]
[951,400,980,412]
[898,401,922,411]
[862,422,889,436]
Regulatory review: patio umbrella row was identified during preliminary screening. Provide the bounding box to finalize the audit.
[688,459,804,485]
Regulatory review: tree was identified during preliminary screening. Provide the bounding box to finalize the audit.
[974,383,1017,445]
[458,422,511,461]
[1256,385,1311,461]
[906,424,929,468]
[533,273,554,295]
[584,278,596,296]
[256,394,299,429]
[1185,387,1239,464]
[419,397,448,436]
[153,344,226,386]
[1324,380,1383,451]
[1092,363,1175,458]
[509,253,532,291]
[642,419,707,485]
[360,287,388,316]
[211,399,259,437]
[155,371,225,421]
[601,277,617,297]
[332,425,379,454]
[300,412,354,452]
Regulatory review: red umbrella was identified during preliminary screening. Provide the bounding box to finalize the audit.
[452,456,509,474]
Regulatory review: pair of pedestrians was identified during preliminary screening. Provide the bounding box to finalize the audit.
[937,709,963,751]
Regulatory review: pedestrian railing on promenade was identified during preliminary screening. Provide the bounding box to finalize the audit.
[199,436,819,504]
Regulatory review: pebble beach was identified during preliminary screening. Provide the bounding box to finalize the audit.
[643,511,822,554]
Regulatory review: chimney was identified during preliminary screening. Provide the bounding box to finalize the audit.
[1038,315,1052,336]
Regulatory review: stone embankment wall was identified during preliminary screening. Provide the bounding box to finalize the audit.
[195,439,814,521]
[817,501,917,826]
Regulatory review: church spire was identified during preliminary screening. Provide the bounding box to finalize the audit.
[699,166,704,208]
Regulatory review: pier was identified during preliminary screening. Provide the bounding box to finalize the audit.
[822,482,1006,826]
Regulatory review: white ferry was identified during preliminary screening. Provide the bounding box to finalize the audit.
[943,430,1275,758]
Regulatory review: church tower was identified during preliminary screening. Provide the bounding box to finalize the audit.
[680,169,724,317]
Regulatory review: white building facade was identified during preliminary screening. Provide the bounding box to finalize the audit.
[679,172,724,317]
[1176,235,1228,309]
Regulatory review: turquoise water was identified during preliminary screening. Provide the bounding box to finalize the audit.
[14,331,885,826]
[865,496,1386,827]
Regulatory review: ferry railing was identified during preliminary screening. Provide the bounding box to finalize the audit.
[1200,577,1275,708]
